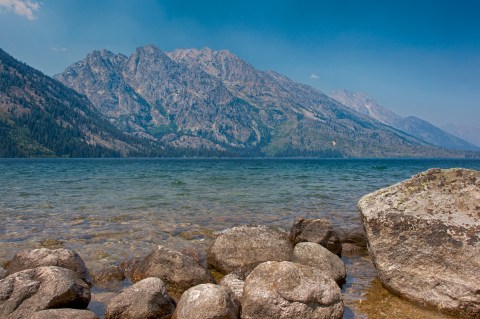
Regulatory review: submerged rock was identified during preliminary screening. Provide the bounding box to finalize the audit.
[292,242,346,285]
[4,248,92,286]
[105,277,175,319]
[290,218,342,256]
[132,245,214,290]
[358,168,480,318]
[241,261,343,319]
[91,265,125,284]
[172,283,239,319]
[0,266,91,319]
[30,309,99,319]
[208,225,293,278]
[119,257,141,280]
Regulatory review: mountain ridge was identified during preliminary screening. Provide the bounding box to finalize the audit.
[330,89,478,151]
[55,44,468,158]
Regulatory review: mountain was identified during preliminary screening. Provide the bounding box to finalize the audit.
[330,89,479,151]
[440,123,480,148]
[0,48,152,157]
[54,45,467,158]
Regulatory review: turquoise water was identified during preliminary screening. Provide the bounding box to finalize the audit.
[1,158,480,261]
[1,158,479,318]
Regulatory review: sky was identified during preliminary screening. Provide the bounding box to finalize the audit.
[1,0,479,127]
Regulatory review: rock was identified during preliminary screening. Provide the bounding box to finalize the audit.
[132,246,214,290]
[241,261,343,319]
[30,309,99,319]
[119,257,141,280]
[4,248,92,286]
[291,242,346,285]
[290,218,342,256]
[0,266,5,279]
[208,225,293,278]
[219,273,244,304]
[358,168,480,318]
[92,265,125,284]
[335,227,367,247]
[340,243,367,257]
[172,284,239,319]
[105,277,175,319]
[0,266,91,319]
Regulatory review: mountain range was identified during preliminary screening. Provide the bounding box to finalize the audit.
[0,45,477,158]
[330,89,479,151]
[53,44,471,157]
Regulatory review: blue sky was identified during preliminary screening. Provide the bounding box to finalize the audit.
[1,0,479,127]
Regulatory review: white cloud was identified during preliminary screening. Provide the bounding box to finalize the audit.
[51,47,68,53]
[0,0,40,20]
[310,74,319,80]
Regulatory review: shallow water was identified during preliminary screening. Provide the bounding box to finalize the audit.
[1,158,479,318]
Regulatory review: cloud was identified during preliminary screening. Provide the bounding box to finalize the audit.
[0,0,40,20]
[51,47,68,53]
[310,74,319,80]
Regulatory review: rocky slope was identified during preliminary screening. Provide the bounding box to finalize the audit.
[441,123,480,148]
[0,48,152,157]
[330,89,478,151]
[55,45,464,158]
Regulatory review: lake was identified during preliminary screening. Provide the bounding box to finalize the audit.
[1,158,479,318]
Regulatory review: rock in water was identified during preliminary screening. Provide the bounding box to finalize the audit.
[30,309,99,319]
[290,218,342,256]
[208,225,293,278]
[172,283,239,319]
[4,248,92,286]
[132,245,214,290]
[241,261,343,319]
[91,265,125,284]
[105,277,175,319]
[219,273,244,304]
[0,266,91,319]
[292,242,346,285]
[358,168,480,318]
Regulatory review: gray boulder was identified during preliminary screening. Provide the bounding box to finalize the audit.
[219,273,244,304]
[208,225,293,278]
[132,246,214,290]
[4,248,92,286]
[241,261,343,319]
[292,242,346,285]
[0,266,91,319]
[290,218,342,256]
[105,277,175,319]
[30,309,99,319]
[172,283,239,319]
[358,168,480,318]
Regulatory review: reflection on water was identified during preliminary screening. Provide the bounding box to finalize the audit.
[1,158,478,318]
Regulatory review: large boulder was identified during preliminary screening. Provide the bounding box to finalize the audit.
[358,168,480,318]
[292,242,346,285]
[0,266,91,319]
[4,248,92,286]
[208,225,293,278]
[30,309,99,319]
[290,218,342,256]
[105,277,175,319]
[241,261,343,319]
[172,283,239,319]
[132,246,214,290]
